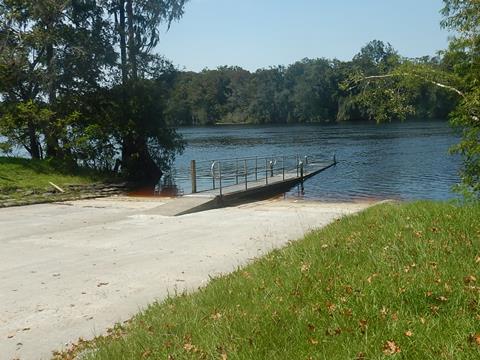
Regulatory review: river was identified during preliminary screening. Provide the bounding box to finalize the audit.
[174,120,461,201]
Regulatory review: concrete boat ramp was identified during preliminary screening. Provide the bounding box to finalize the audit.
[0,155,374,359]
[0,196,374,359]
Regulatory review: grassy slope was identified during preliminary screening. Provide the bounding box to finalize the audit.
[69,202,480,360]
[0,157,104,194]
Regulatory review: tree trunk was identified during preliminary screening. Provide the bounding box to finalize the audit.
[126,0,137,80]
[119,0,162,183]
[27,121,41,159]
[119,0,128,85]
[45,39,59,158]
[118,0,132,167]
[125,138,162,183]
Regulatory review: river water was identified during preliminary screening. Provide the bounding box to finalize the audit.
[174,120,461,201]
[1,120,462,201]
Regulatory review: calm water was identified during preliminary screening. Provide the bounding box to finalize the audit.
[174,120,461,201]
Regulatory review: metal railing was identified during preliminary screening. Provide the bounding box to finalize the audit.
[180,153,336,196]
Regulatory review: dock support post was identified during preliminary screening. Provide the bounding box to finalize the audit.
[244,159,248,190]
[191,160,197,193]
[235,159,239,184]
[255,157,258,181]
[282,156,285,180]
[296,155,299,177]
[300,161,304,182]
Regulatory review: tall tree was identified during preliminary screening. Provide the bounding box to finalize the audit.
[0,0,115,160]
[104,0,189,181]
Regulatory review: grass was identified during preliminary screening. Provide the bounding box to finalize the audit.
[0,156,108,195]
[60,201,480,359]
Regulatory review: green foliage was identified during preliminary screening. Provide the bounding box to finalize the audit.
[162,42,456,126]
[55,202,480,359]
[0,0,116,162]
[449,87,480,195]
[0,100,51,158]
[352,39,400,73]
[340,46,462,123]
[0,140,13,155]
[340,1,480,198]
[99,0,188,181]
[0,0,187,181]
[120,78,185,179]
[441,0,480,198]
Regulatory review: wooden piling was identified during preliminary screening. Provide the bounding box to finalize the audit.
[191,160,197,193]
[244,159,248,190]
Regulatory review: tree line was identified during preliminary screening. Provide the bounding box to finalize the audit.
[164,41,456,126]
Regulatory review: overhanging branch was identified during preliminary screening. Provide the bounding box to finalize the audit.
[358,73,465,98]
[348,72,480,123]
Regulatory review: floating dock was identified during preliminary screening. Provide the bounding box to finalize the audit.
[151,155,337,216]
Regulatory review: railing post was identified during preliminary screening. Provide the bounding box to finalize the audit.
[333,153,337,164]
[190,160,197,193]
[296,155,299,177]
[235,159,239,185]
[211,161,216,190]
[244,159,248,190]
[255,157,258,181]
[300,161,304,181]
[282,156,285,181]
[219,161,223,197]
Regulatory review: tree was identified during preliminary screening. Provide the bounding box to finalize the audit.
[343,2,480,198]
[0,0,115,161]
[441,0,480,197]
[0,0,190,183]
[286,58,338,122]
[103,0,189,181]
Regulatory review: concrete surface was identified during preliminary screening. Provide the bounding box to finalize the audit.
[149,195,215,216]
[0,196,371,359]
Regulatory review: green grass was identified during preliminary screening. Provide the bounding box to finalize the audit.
[0,157,107,194]
[64,202,480,359]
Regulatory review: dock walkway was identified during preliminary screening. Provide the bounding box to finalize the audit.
[153,156,336,216]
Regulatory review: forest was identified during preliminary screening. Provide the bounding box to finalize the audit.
[164,42,456,126]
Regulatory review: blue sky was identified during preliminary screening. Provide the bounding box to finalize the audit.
[157,0,450,72]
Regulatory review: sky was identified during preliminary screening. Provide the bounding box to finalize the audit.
[157,0,450,72]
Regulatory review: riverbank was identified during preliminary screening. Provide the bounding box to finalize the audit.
[0,197,370,359]
[0,157,128,207]
[55,201,480,360]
